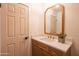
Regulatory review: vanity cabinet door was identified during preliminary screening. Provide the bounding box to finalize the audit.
[32,39,49,56]
[32,44,42,56]
[32,44,50,56]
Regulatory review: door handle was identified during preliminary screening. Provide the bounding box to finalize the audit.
[25,37,29,40]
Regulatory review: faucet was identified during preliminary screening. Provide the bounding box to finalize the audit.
[48,35,54,40]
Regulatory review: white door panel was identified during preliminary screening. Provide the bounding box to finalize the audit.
[1,3,29,56]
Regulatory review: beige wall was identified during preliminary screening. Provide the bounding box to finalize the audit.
[29,3,44,36]
[29,3,79,55]
[64,3,79,55]
[29,3,55,55]
[29,3,55,36]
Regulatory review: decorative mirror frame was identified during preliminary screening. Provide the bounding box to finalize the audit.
[44,4,65,36]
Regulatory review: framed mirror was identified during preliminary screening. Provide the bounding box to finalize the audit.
[44,4,65,35]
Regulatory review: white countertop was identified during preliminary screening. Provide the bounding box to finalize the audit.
[32,36,72,53]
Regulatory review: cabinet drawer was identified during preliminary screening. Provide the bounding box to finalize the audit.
[32,39,48,51]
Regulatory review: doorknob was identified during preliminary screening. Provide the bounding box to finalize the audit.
[25,37,29,40]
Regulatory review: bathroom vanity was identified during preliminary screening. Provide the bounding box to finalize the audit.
[32,36,72,56]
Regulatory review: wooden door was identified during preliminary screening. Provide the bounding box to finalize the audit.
[1,3,29,56]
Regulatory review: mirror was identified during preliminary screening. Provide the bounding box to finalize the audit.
[44,4,64,35]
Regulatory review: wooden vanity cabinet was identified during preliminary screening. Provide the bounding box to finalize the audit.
[32,39,71,56]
